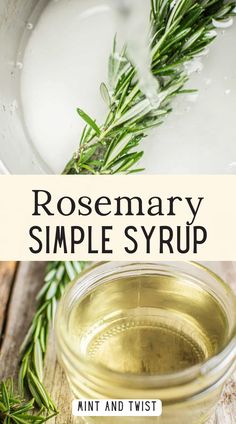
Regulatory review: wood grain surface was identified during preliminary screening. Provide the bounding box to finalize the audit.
[0,262,18,339]
[0,261,235,424]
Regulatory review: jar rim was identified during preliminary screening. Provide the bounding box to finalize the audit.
[56,261,236,391]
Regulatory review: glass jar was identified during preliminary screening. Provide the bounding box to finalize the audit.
[55,262,236,424]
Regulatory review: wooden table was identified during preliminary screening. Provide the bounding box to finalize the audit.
[0,262,235,423]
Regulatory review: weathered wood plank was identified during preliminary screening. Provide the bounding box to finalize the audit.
[44,330,75,423]
[0,261,18,339]
[0,261,46,380]
[205,261,236,292]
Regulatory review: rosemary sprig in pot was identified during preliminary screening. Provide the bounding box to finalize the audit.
[63,0,236,175]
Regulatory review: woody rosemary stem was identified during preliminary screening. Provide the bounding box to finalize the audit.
[1,0,235,422]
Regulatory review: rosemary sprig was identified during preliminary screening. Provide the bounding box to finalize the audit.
[63,0,236,175]
[17,261,85,417]
[0,379,55,423]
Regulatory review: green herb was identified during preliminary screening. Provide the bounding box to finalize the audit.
[1,0,235,421]
[0,379,55,423]
[63,0,236,176]
[17,262,84,419]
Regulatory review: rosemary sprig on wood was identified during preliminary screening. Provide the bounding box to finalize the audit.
[0,0,235,422]
[0,379,55,423]
[16,262,85,419]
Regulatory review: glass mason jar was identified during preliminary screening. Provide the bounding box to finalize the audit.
[55,262,236,424]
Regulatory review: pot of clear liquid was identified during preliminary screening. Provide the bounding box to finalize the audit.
[0,0,236,175]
